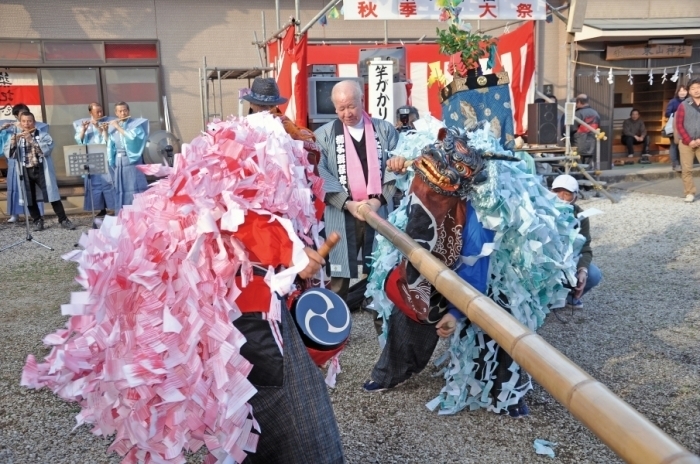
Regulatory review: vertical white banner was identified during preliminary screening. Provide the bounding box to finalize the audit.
[368,59,394,124]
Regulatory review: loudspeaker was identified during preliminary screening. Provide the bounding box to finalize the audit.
[528,102,558,145]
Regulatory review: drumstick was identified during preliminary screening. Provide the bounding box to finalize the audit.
[317,231,341,259]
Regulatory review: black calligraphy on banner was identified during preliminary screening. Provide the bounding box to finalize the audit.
[374,65,390,120]
[0,71,14,116]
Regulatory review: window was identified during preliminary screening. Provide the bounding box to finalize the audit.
[0,40,162,182]
[0,41,42,62]
[44,42,104,62]
[105,43,158,61]
[41,68,101,179]
[103,67,161,135]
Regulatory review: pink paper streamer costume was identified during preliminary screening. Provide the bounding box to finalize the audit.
[21,112,344,463]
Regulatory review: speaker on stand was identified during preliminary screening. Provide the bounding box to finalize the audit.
[527,102,558,145]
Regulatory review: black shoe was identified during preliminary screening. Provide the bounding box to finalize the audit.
[33,219,44,231]
[60,219,76,230]
[363,380,390,393]
[97,209,107,217]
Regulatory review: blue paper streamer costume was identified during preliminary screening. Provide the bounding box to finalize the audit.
[105,117,149,212]
[365,115,582,415]
[73,117,116,212]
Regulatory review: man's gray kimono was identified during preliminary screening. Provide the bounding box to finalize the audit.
[315,117,399,279]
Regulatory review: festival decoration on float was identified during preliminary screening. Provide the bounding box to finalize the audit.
[435,0,498,78]
[428,61,448,89]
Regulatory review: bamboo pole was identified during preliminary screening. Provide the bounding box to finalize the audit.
[356,205,699,464]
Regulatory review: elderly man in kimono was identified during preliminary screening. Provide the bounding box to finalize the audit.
[106,101,149,212]
[314,80,403,303]
[1,103,45,222]
[7,111,75,231]
[74,102,115,217]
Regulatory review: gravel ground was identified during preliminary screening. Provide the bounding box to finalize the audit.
[0,191,698,463]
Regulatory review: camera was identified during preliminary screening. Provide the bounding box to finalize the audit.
[396,106,417,133]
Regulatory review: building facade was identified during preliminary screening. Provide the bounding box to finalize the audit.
[1,0,699,179]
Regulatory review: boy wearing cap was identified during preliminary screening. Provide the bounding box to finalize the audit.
[551,174,602,309]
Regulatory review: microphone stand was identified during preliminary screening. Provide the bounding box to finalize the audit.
[0,128,53,252]
[84,163,96,229]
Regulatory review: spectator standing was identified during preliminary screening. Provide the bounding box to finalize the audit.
[314,80,401,302]
[621,109,650,159]
[665,85,688,172]
[573,94,600,163]
[673,78,700,203]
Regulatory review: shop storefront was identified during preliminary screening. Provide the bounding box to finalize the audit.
[573,19,700,169]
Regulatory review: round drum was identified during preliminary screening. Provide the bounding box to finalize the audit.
[292,288,351,366]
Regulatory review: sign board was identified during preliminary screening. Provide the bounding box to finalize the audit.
[368,59,394,123]
[344,0,546,20]
[606,43,693,61]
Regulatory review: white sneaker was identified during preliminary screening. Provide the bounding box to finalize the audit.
[7,215,17,223]
[685,194,695,203]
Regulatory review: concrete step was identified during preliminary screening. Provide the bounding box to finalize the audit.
[598,165,700,184]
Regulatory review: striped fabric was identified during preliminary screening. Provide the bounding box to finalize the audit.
[315,117,399,278]
[1,69,42,120]
[239,307,344,463]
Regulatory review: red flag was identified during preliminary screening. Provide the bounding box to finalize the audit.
[275,24,295,115]
[273,25,309,128]
[291,31,309,129]
[494,22,536,135]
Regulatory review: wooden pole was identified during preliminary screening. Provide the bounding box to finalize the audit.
[356,205,699,464]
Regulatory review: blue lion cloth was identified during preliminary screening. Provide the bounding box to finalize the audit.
[441,83,515,150]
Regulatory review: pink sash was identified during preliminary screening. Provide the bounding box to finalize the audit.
[343,113,382,201]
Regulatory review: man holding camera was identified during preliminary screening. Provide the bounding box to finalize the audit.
[395,105,419,133]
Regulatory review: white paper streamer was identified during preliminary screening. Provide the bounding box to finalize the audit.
[671,66,680,83]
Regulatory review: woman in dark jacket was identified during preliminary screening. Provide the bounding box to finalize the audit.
[665,85,688,171]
